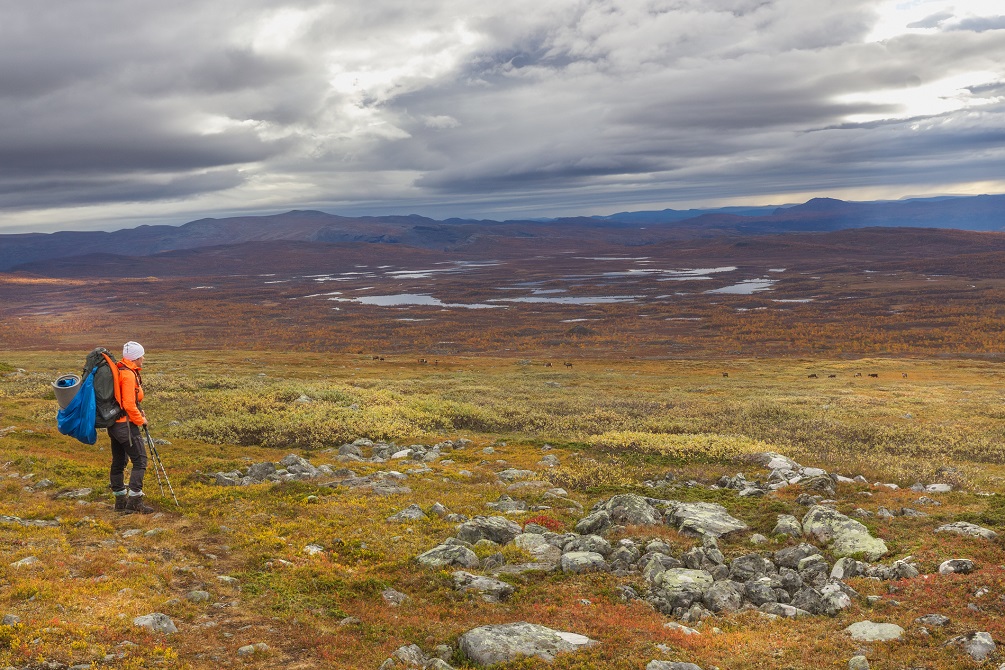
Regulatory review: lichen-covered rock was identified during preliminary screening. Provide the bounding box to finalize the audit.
[950,632,996,662]
[560,551,607,574]
[458,622,598,665]
[602,494,663,526]
[934,522,998,540]
[702,580,744,613]
[456,516,523,545]
[844,620,904,642]
[647,662,703,670]
[452,571,515,602]
[575,511,612,535]
[416,544,480,569]
[670,502,748,537]
[802,506,887,560]
[387,504,429,522]
[133,613,178,634]
[514,533,562,564]
[773,514,803,537]
[938,558,975,575]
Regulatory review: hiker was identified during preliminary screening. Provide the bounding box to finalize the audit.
[109,341,154,514]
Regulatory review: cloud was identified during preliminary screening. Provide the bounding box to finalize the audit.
[0,0,1004,230]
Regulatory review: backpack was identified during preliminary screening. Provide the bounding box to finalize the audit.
[83,347,125,428]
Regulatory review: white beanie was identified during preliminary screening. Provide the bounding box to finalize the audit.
[123,341,145,361]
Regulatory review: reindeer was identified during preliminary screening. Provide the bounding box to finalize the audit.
[545,362,553,368]
[722,372,729,378]
[564,362,573,368]
[807,373,818,378]
[868,373,879,378]
[854,373,862,377]
[902,373,908,378]
[828,374,836,378]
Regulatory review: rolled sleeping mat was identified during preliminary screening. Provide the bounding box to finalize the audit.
[52,374,81,409]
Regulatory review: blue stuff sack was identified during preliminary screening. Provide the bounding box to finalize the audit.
[57,374,97,445]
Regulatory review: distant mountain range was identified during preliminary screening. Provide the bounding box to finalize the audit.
[1,194,1003,272]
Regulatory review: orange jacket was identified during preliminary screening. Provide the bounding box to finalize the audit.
[116,358,146,425]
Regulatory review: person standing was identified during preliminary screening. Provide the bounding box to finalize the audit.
[109,341,154,514]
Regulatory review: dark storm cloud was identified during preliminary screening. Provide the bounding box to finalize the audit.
[1,0,1004,229]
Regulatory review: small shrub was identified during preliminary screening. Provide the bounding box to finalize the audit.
[523,514,565,532]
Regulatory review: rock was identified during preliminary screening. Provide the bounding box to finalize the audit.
[55,488,92,499]
[670,502,748,537]
[2,615,20,625]
[749,533,768,545]
[214,473,238,486]
[132,613,178,634]
[382,588,408,606]
[601,494,663,526]
[425,659,455,670]
[391,643,426,666]
[950,632,996,662]
[9,556,38,568]
[186,590,211,603]
[650,569,715,611]
[925,483,952,493]
[513,534,562,564]
[452,571,515,602]
[844,621,905,642]
[848,656,870,670]
[486,495,528,512]
[939,559,975,575]
[497,469,535,482]
[246,462,276,479]
[458,622,598,665]
[802,505,888,560]
[759,602,811,618]
[388,504,429,522]
[456,516,523,545]
[820,582,853,615]
[831,557,864,580]
[217,575,239,586]
[575,511,612,535]
[935,522,998,540]
[752,452,801,471]
[417,544,480,569]
[773,514,803,537]
[647,662,703,670]
[237,643,268,656]
[560,551,608,574]
[916,614,950,626]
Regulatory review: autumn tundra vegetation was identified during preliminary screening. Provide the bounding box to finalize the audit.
[2,221,1005,669]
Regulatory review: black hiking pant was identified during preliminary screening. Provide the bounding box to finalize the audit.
[108,422,147,494]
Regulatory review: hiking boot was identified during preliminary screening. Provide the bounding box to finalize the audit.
[113,494,128,513]
[124,495,155,514]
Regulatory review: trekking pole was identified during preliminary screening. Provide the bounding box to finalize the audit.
[143,425,180,506]
[146,431,166,497]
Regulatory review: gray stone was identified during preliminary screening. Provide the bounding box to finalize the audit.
[382,588,408,606]
[652,569,715,608]
[820,582,853,615]
[703,578,743,614]
[671,502,748,538]
[952,632,996,661]
[391,643,426,667]
[458,622,598,665]
[844,620,904,642]
[513,534,562,564]
[915,613,950,626]
[759,602,811,618]
[186,590,211,603]
[560,551,608,574]
[456,516,523,545]
[56,488,92,499]
[773,514,803,537]
[848,656,870,670]
[802,505,888,560]
[935,522,998,540]
[602,494,663,526]
[647,663,703,670]
[496,469,535,482]
[452,571,515,602]
[2,615,20,625]
[214,473,238,486]
[132,613,178,634]
[388,504,429,522]
[939,559,975,575]
[416,544,480,569]
[563,534,611,556]
[246,462,276,480]
[575,511,612,535]
[925,483,952,493]
[9,556,38,568]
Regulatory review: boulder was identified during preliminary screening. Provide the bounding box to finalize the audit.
[560,551,607,574]
[456,516,523,545]
[575,511,612,535]
[647,663,703,670]
[387,504,429,522]
[759,602,811,618]
[773,514,803,537]
[670,502,748,538]
[844,621,904,642]
[452,571,515,603]
[458,622,598,665]
[514,534,562,564]
[133,613,178,634]
[602,494,663,526]
[915,614,950,627]
[702,580,744,613]
[934,522,998,540]
[950,632,996,662]
[802,505,887,560]
[246,462,276,480]
[416,544,480,569]
[938,559,975,575]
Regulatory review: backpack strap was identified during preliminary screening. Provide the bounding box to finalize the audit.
[101,353,123,408]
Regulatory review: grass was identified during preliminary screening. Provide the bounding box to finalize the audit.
[1,351,1004,668]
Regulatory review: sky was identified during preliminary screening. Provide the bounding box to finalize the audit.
[1,0,1004,233]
